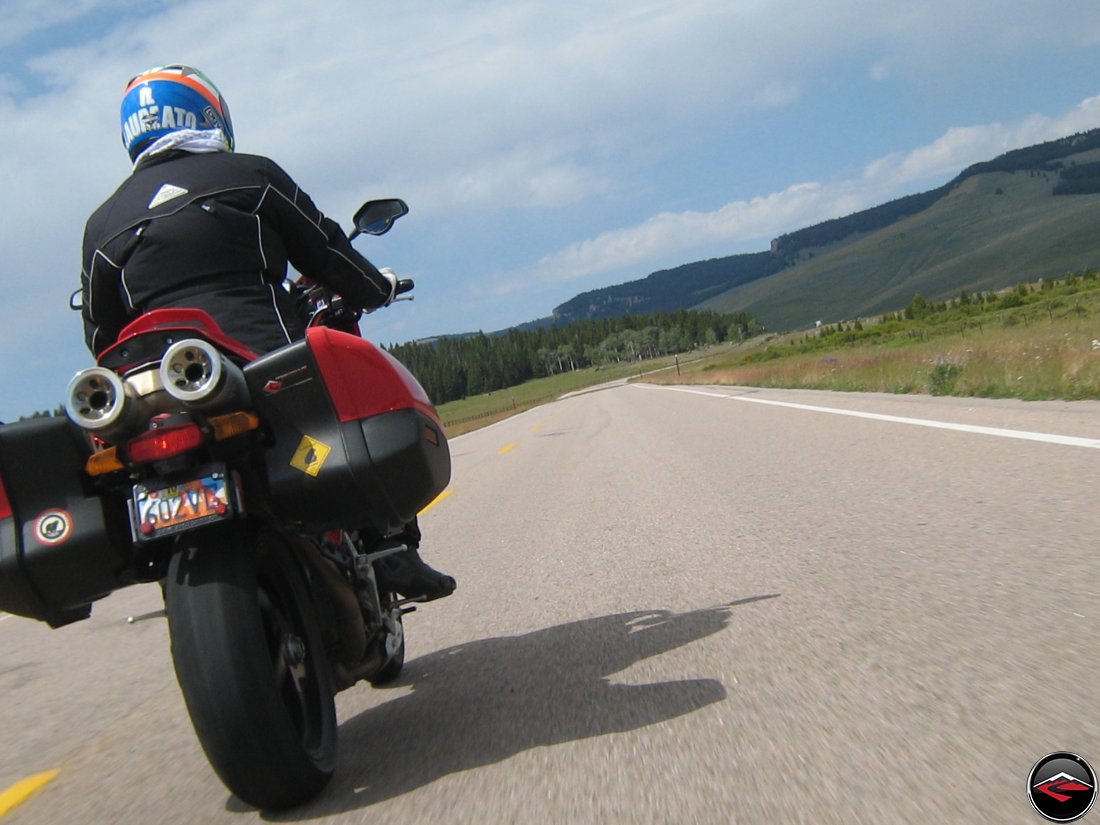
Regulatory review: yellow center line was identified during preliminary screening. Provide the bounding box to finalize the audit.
[0,770,60,817]
[418,489,454,516]
[498,443,518,455]
[531,423,545,432]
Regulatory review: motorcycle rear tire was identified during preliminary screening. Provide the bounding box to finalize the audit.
[165,527,337,811]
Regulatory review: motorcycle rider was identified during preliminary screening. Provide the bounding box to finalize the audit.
[80,64,454,601]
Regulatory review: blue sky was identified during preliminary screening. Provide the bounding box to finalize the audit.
[3,0,1100,420]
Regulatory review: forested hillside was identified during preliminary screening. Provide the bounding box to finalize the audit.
[547,128,1100,329]
[700,154,1100,330]
[1053,160,1100,195]
[771,129,1100,256]
[388,309,762,404]
[551,252,782,326]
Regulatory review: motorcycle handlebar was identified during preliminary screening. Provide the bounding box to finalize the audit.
[296,273,414,327]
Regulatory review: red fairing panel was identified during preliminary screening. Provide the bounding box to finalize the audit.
[0,476,10,521]
[307,327,440,425]
[103,308,260,364]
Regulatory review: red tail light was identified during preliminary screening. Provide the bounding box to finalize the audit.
[126,424,204,463]
[0,476,10,520]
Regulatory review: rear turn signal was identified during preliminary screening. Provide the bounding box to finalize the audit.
[126,423,204,464]
[85,446,125,476]
[208,411,260,441]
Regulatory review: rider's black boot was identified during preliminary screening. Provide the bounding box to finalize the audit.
[374,545,456,602]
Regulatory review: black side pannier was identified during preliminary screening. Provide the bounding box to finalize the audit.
[0,418,130,626]
[243,328,450,533]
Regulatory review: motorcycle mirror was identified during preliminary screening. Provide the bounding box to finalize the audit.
[350,198,409,239]
[69,288,83,310]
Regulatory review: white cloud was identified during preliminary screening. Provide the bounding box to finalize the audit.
[869,62,891,83]
[750,81,802,109]
[505,94,1100,289]
[427,144,614,210]
[0,0,129,49]
[865,95,1100,189]
[3,0,1100,419]
[521,183,830,284]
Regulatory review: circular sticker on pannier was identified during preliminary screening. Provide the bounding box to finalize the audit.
[34,510,73,546]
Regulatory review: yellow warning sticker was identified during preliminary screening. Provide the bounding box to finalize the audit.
[289,435,332,477]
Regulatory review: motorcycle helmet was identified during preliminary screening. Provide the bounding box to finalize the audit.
[120,65,234,161]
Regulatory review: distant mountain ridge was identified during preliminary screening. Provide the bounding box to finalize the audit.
[550,251,784,324]
[549,128,1100,331]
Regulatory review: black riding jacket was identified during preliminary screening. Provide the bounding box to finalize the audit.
[81,150,393,356]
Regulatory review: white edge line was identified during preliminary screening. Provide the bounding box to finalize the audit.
[634,384,1100,450]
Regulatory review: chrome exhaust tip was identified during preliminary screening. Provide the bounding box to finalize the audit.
[65,367,131,433]
[159,339,248,410]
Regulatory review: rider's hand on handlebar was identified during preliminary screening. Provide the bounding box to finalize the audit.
[378,267,399,304]
[377,267,414,307]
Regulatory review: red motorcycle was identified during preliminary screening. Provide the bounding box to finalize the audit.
[0,199,450,809]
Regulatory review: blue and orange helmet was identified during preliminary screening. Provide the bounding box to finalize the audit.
[120,65,234,161]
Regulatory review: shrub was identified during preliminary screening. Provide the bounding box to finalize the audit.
[929,360,964,395]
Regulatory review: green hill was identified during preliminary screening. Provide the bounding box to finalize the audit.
[551,251,784,323]
[700,162,1100,329]
[551,129,1100,331]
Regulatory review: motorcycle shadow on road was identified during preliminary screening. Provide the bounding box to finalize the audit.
[266,593,779,820]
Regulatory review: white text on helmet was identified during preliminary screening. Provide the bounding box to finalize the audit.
[123,106,199,146]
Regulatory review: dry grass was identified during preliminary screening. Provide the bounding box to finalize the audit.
[645,314,1100,400]
[436,353,686,436]
[437,278,1100,439]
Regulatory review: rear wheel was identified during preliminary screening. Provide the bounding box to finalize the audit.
[165,526,336,810]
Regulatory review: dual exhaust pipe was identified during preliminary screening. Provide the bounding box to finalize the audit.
[65,339,249,438]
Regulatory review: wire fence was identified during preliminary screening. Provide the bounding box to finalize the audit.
[437,353,715,431]
[440,394,560,428]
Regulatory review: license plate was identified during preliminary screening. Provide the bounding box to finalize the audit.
[133,468,233,541]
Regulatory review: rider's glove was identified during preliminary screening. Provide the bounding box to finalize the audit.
[379,267,399,306]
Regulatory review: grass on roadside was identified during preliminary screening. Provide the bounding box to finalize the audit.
[437,353,689,436]
[436,272,1100,437]
[641,277,1100,400]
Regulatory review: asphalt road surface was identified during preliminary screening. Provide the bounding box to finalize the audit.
[2,384,1098,824]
